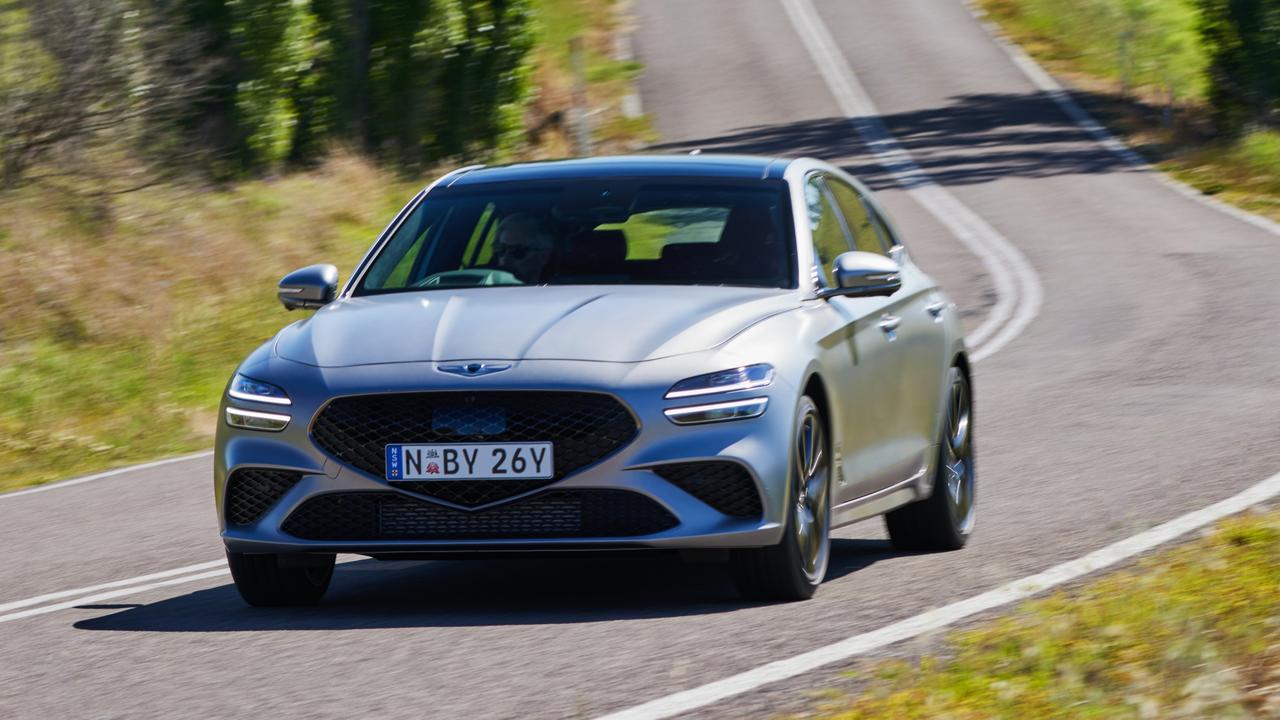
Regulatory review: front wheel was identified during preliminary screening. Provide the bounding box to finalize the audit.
[885,366,975,551]
[226,550,335,607]
[731,396,831,601]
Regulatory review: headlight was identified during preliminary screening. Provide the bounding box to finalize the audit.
[225,407,291,432]
[664,397,769,425]
[228,373,292,406]
[665,364,774,399]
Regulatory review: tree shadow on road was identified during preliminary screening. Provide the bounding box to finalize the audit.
[653,91,1139,191]
[73,538,912,632]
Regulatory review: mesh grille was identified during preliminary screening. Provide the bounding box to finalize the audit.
[310,391,637,505]
[392,479,552,508]
[653,461,762,518]
[225,468,305,525]
[281,490,678,541]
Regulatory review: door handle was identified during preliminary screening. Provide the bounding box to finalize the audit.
[877,315,901,332]
[925,301,946,317]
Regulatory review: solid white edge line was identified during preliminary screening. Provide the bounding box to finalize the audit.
[0,450,214,501]
[0,569,231,624]
[777,0,1043,357]
[595,469,1280,720]
[962,0,1280,239]
[0,560,228,614]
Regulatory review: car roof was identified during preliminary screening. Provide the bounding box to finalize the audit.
[443,154,794,187]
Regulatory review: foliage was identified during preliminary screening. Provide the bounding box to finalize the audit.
[987,0,1207,105]
[807,510,1280,718]
[0,0,211,191]
[185,0,537,174]
[1195,0,1280,131]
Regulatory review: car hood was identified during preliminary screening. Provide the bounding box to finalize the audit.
[274,285,799,367]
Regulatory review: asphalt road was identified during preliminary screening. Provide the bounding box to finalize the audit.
[5,1,1280,718]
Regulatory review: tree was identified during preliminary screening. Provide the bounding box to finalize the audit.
[0,0,212,191]
[1197,0,1280,131]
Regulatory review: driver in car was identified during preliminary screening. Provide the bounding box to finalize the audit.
[492,213,557,283]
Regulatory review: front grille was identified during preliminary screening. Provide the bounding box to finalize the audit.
[225,468,305,525]
[653,462,762,518]
[281,490,678,541]
[311,392,638,506]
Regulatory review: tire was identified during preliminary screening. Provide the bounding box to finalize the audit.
[885,366,975,552]
[226,550,335,607]
[731,396,831,601]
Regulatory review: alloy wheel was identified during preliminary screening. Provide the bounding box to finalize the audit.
[793,407,831,583]
[943,375,975,535]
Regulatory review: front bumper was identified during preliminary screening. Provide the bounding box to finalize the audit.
[216,356,797,554]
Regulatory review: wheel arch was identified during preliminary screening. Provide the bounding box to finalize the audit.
[800,370,838,484]
[801,371,832,436]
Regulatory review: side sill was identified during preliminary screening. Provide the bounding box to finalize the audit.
[830,469,925,528]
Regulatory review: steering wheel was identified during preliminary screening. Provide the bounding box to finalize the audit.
[414,268,523,288]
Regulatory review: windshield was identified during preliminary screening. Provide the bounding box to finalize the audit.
[354,180,795,294]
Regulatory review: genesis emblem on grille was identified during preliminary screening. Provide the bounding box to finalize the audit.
[437,362,512,378]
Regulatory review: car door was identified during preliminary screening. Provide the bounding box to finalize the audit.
[828,176,948,483]
[804,174,902,504]
[868,201,950,476]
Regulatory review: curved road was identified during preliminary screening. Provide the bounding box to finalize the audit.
[4,2,1280,718]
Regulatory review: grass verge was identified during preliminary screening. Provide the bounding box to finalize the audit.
[0,0,649,492]
[977,0,1280,222]
[804,508,1280,718]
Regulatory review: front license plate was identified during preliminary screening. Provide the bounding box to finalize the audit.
[385,442,554,481]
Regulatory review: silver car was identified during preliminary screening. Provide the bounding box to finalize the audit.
[216,155,974,605]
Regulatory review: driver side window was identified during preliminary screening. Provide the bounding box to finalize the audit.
[804,176,853,285]
[826,178,889,256]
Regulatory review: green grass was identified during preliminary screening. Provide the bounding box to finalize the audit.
[805,509,1280,718]
[526,0,655,155]
[978,0,1280,223]
[0,155,415,491]
[979,0,1206,103]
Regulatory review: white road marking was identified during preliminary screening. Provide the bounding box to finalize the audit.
[0,569,231,624]
[777,0,1043,360]
[0,560,226,614]
[596,469,1280,720]
[963,0,1280,239]
[0,450,213,501]
[0,556,365,623]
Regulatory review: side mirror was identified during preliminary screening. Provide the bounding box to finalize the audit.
[278,264,339,311]
[821,251,902,299]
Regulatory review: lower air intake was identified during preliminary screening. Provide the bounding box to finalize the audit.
[225,468,305,525]
[652,461,762,518]
[281,489,678,541]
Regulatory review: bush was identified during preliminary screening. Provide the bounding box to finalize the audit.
[1196,0,1280,132]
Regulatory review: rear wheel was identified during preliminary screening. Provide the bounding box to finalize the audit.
[885,366,975,551]
[731,396,830,601]
[226,550,335,607]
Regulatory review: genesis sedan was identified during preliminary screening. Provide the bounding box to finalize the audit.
[216,155,974,605]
